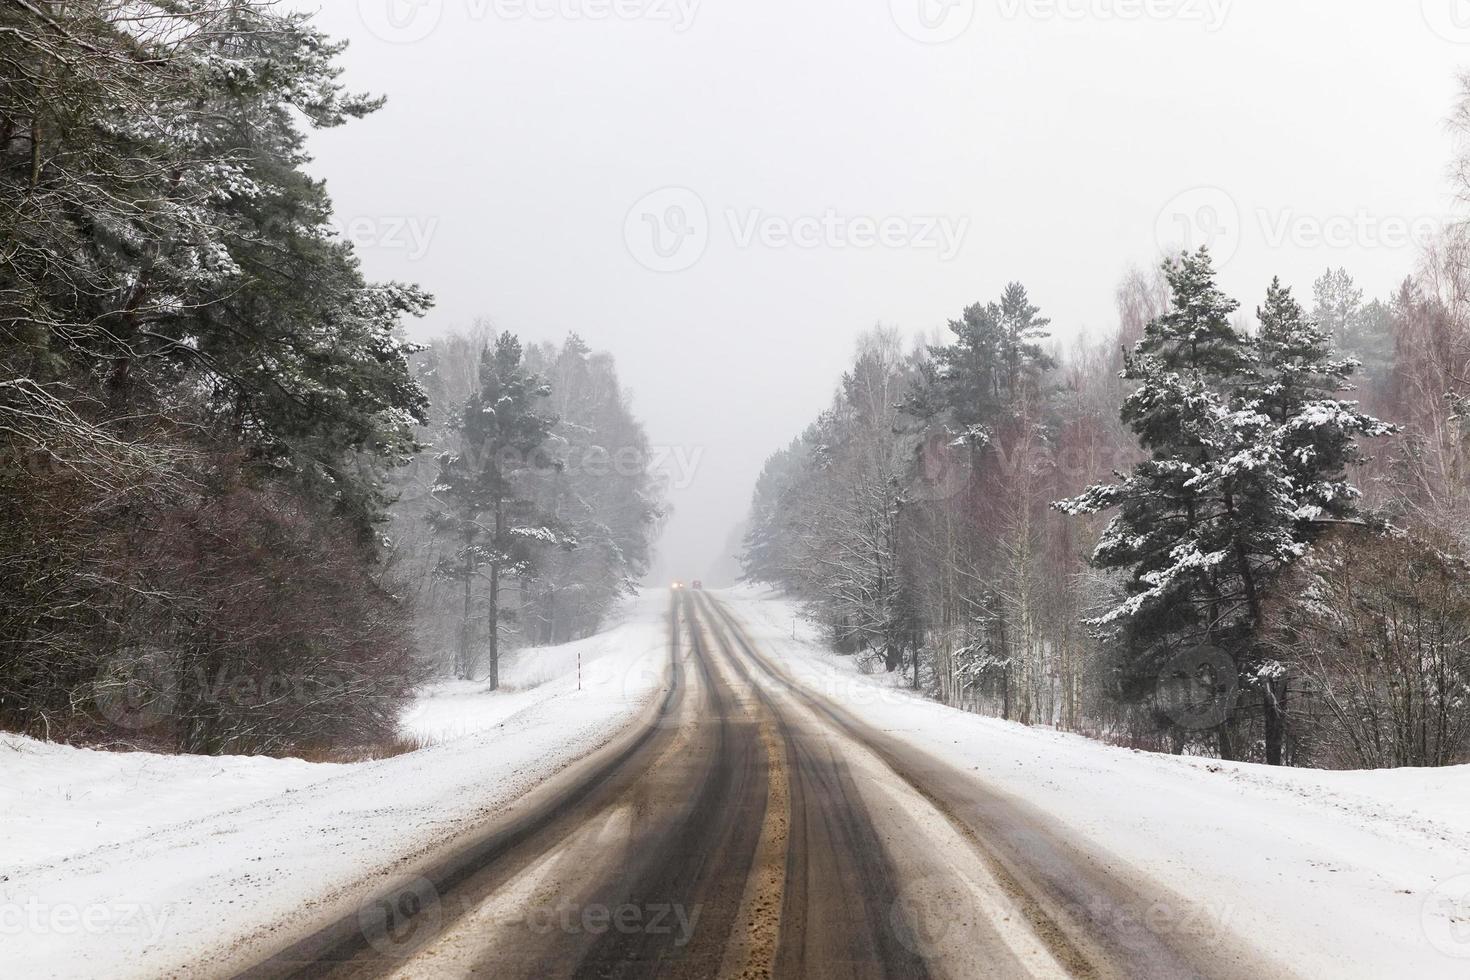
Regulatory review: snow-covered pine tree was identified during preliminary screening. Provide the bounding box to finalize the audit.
[1242,279,1395,760]
[920,300,1007,450]
[1058,249,1263,759]
[996,282,1058,404]
[1058,249,1389,763]
[430,333,568,686]
[1250,278,1394,527]
[520,335,664,644]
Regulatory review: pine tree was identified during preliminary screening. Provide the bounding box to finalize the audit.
[430,333,566,686]
[1059,251,1392,763]
[922,301,1006,448]
[1251,279,1393,526]
[0,2,431,748]
[996,282,1058,403]
[1244,280,1395,760]
[520,335,662,642]
[1311,268,1394,400]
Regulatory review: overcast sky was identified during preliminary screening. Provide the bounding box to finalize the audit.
[294,0,1469,582]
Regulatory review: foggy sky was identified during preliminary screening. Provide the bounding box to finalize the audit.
[294,0,1470,583]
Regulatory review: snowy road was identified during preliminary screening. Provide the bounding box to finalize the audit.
[235,593,1289,979]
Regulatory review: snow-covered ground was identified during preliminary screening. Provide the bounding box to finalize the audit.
[720,585,1470,979]
[0,593,672,979]
[400,606,658,742]
[6,586,1468,979]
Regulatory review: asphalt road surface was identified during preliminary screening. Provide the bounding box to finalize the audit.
[236,592,1290,980]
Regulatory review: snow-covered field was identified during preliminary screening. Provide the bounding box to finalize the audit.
[0,593,672,979]
[720,586,1470,979]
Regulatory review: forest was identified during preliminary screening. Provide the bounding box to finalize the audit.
[0,2,662,756]
[5,1,1466,773]
[742,242,1470,768]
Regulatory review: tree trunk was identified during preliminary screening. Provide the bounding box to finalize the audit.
[1002,663,1011,722]
[884,643,903,672]
[487,562,500,691]
[1217,725,1236,762]
[487,499,504,691]
[1263,674,1287,766]
[458,543,473,680]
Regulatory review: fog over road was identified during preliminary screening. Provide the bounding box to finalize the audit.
[239,593,1287,979]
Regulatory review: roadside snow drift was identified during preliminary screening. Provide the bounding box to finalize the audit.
[719,586,1470,980]
[0,593,672,980]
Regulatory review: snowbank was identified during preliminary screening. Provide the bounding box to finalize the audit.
[720,586,1470,979]
[0,593,673,979]
[401,607,654,742]
[0,740,342,871]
